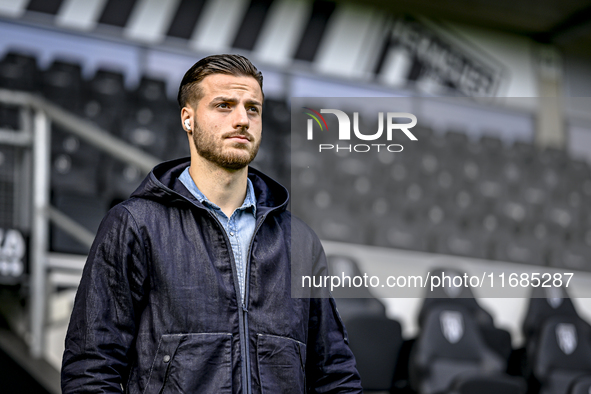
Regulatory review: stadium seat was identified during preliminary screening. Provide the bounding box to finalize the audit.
[447,157,482,188]
[263,98,290,128]
[133,76,168,109]
[372,213,429,252]
[409,304,516,394]
[307,201,366,244]
[419,269,494,326]
[479,135,504,157]
[465,211,507,244]
[0,51,39,92]
[87,68,128,116]
[474,168,507,204]
[538,146,569,171]
[548,240,591,271]
[517,179,549,209]
[522,286,580,352]
[0,104,20,130]
[51,126,102,195]
[345,315,403,392]
[444,130,470,153]
[382,159,420,200]
[120,107,171,159]
[506,140,536,166]
[432,224,488,259]
[530,315,591,394]
[418,268,513,361]
[102,157,148,206]
[166,128,191,161]
[563,160,591,199]
[79,96,121,135]
[494,196,534,231]
[492,230,548,265]
[41,59,84,112]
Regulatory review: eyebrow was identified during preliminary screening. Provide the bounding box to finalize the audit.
[211,96,262,107]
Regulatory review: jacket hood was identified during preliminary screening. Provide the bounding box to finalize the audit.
[130,157,289,214]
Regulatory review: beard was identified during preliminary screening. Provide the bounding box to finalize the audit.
[191,120,261,170]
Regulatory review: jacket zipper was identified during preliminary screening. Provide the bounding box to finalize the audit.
[243,215,267,394]
[197,210,247,394]
[204,209,268,394]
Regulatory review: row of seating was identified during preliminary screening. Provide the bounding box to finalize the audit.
[328,255,591,394]
[298,201,591,269]
[291,118,591,269]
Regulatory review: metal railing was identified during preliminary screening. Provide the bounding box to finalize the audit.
[0,88,159,358]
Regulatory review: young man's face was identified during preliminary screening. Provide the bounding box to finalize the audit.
[185,73,263,170]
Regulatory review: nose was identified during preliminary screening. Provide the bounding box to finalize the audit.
[232,106,249,130]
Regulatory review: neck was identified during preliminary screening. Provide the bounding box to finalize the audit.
[189,155,249,217]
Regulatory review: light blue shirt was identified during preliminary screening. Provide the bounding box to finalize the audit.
[179,167,257,305]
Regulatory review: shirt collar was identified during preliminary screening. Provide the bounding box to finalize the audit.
[179,166,257,214]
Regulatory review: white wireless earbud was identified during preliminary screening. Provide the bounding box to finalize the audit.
[184,119,191,130]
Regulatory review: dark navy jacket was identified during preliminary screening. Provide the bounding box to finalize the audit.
[61,158,362,394]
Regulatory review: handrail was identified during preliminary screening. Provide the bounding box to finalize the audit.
[47,206,94,249]
[0,88,160,172]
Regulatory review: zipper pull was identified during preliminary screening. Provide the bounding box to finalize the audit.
[242,304,248,313]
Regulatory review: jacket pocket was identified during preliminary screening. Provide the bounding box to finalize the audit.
[257,334,307,394]
[144,332,233,394]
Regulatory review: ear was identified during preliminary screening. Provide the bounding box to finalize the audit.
[181,106,194,134]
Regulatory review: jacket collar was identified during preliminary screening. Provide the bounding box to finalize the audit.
[131,157,289,216]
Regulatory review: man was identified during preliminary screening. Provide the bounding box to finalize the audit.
[61,54,362,393]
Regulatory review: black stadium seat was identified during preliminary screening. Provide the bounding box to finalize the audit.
[493,230,548,265]
[372,215,429,252]
[51,126,102,195]
[419,268,495,328]
[88,68,128,116]
[432,225,488,259]
[41,59,84,112]
[549,238,591,272]
[479,134,504,157]
[0,104,20,130]
[102,157,147,205]
[444,129,471,154]
[133,76,168,109]
[522,286,579,346]
[0,51,39,92]
[418,268,513,362]
[409,304,522,394]
[345,315,403,392]
[120,107,171,159]
[307,202,366,244]
[530,315,591,394]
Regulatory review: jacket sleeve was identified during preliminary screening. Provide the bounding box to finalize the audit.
[61,204,148,394]
[301,226,363,393]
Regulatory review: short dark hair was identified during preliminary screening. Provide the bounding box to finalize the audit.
[177,54,263,108]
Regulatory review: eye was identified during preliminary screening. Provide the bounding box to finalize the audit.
[217,102,230,109]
